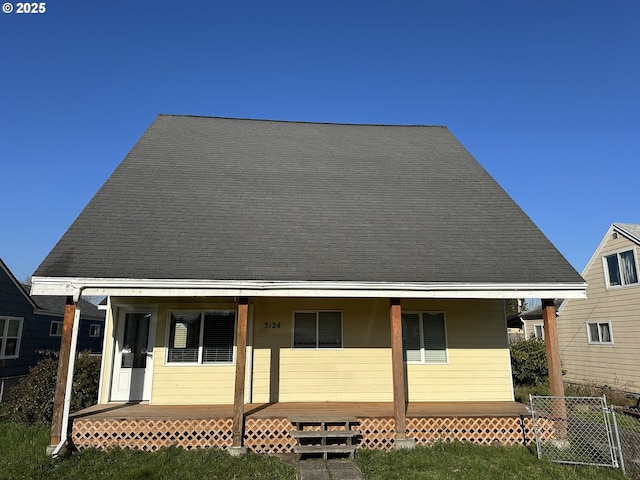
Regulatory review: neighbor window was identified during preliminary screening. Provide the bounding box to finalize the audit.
[89,324,101,337]
[402,312,447,363]
[167,310,236,364]
[0,316,23,359]
[533,325,544,340]
[293,311,342,349]
[50,320,63,337]
[587,322,613,344]
[604,249,638,287]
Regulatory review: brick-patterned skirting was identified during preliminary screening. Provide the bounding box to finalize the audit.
[72,415,547,453]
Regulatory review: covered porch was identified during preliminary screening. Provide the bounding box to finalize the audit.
[70,401,535,453]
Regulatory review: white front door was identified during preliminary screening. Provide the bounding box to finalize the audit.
[110,310,156,402]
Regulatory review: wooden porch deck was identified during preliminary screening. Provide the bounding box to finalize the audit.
[70,401,536,453]
[71,401,529,421]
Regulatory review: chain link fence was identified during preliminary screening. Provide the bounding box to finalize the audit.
[530,396,640,478]
[612,406,640,478]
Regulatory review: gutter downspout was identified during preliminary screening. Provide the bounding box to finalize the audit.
[52,291,82,458]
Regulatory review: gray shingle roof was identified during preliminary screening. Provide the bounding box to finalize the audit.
[29,289,104,320]
[614,223,640,244]
[35,115,583,284]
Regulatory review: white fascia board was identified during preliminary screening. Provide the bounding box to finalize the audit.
[31,276,587,299]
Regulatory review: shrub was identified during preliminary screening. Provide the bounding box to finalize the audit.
[510,338,548,386]
[2,350,101,425]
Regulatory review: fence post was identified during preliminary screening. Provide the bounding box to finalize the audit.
[530,395,543,459]
[610,407,625,475]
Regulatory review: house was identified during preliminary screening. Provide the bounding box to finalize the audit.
[507,299,563,343]
[557,223,640,395]
[0,258,104,396]
[30,115,586,455]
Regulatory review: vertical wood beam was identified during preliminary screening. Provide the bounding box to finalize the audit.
[542,298,567,438]
[542,299,563,397]
[50,296,75,446]
[390,298,406,440]
[232,297,249,448]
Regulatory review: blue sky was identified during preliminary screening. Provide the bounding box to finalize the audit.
[1,1,639,283]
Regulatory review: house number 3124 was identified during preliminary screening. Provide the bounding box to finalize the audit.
[264,322,281,329]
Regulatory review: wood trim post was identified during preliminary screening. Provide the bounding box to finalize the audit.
[542,299,563,397]
[542,298,567,438]
[390,298,406,440]
[232,297,249,448]
[50,296,76,446]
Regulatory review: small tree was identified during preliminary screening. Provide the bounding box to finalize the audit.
[510,338,548,386]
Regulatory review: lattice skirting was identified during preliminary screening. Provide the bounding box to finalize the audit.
[71,415,547,453]
[71,418,234,451]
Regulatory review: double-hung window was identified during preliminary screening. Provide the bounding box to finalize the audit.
[167,310,236,364]
[293,311,342,349]
[89,324,101,337]
[586,321,613,344]
[402,312,447,363]
[604,249,638,287]
[533,325,544,340]
[0,316,23,359]
[50,320,63,337]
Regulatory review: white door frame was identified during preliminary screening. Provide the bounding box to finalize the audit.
[109,305,157,402]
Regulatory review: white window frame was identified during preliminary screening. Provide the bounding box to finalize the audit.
[402,311,448,364]
[292,310,343,349]
[165,309,237,366]
[586,321,613,345]
[603,247,639,289]
[50,320,63,337]
[0,316,23,360]
[533,324,544,340]
[89,324,101,337]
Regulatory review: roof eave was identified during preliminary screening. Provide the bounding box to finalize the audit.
[30,276,587,300]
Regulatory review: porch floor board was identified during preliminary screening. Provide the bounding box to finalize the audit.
[71,401,529,421]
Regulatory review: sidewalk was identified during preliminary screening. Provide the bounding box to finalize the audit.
[298,459,364,480]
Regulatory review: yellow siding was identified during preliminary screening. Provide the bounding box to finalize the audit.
[559,232,640,392]
[102,296,514,405]
[151,299,240,404]
[252,297,513,403]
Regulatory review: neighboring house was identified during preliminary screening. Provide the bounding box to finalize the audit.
[507,299,563,343]
[558,223,640,394]
[0,258,104,389]
[31,115,586,454]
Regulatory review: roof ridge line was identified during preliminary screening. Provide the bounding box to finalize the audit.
[155,113,448,128]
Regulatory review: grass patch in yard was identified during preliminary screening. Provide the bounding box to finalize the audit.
[355,442,628,480]
[1,420,630,480]
[0,420,295,480]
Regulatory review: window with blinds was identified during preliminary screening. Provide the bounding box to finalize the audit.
[293,311,342,349]
[203,311,235,363]
[167,310,236,364]
[401,312,447,364]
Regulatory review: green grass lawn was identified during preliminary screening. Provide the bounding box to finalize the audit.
[356,442,628,480]
[0,420,628,480]
[0,421,296,480]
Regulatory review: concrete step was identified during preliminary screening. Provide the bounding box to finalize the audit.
[294,444,357,455]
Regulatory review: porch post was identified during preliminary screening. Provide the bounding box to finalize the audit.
[49,296,75,450]
[230,297,249,455]
[542,298,567,439]
[542,299,563,397]
[390,298,414,448]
